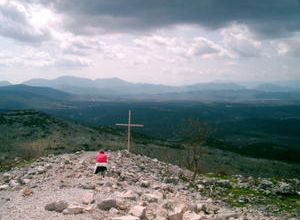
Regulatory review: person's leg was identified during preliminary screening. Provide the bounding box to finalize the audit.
[94,165,99,174]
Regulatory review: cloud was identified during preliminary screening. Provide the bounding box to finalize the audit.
[221,24,262,58]
[273,32,300,57]
[0,1,54,43]
[33,0,300,39]
[133,35,229,60]
[0,46,91,68]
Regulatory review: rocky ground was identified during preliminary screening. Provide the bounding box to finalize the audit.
[0,150,299,220]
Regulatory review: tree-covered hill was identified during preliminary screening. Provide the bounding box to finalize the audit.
[0,109,299,178]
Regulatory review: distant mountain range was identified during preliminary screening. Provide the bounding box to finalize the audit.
[23,76,250,97]
[0,81,11,87]
[0,76,300,106]
[23,76,300,95]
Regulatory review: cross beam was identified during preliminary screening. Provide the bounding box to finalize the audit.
[115,110,144,152]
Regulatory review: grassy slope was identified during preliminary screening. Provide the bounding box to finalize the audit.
[0,109,299,178]
[0,110,125,170]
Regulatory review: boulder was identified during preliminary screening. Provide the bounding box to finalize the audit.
[112,215,140,220]
[215,180,231,188]
[213,211,239,220]
[143,192,163,203]
[0,184,9,191]
[154,217,167,220]
[9,180,19,188]
[80,183,96,190]
[202,203,219,214]
[259,179,273,189]
[109,207,119,215]
[195,203,205,213]
[2,173,11,182]
[163,202,188,220]
[119,190,139,200]
[182,211,203,220]
[81,192,94,205]
[22,179,31,185]
[84,205,96,213]
[140,180,150,188]
[45,163,52,169]
[129,205,146,218]
[63,204,84,215]
[45,200,68,213]
[26,168,37,176]
[274,182,296,195]
[97,198,117,210]
[164,177,179,185]
[22,188,33,197]
[36,166,46,174]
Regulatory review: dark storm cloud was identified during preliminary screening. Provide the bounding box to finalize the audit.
[40,0,300,38]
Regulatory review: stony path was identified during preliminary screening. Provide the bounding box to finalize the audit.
[0,151,288,220]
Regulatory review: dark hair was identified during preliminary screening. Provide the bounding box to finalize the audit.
[99,150,105,153]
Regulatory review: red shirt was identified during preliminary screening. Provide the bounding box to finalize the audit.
[96,152,108,163]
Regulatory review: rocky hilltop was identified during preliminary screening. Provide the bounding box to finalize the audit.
[0,151,299,220]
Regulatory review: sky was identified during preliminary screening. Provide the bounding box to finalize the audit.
[0,0,299,86]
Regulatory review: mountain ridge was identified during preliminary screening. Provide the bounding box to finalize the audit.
[21,76,300,97]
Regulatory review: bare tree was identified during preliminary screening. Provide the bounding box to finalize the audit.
[182,118,212,180]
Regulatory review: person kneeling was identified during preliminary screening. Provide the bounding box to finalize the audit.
[94,150,108,177]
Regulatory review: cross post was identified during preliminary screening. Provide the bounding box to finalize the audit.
[116,110,144,152]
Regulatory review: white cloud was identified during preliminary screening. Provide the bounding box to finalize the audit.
[0,0,55,43]
[133,35,230,61]
[221,24,262,58]
[268,32,300,57]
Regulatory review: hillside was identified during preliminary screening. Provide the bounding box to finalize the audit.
[0,151,299,220]
[1,110,299,178]
[46,102,300,164]
[0,81,11,86]
[0,110,124,170]
[0,85,73,109]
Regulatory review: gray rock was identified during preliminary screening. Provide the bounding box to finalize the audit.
[274,182,296,195]
[164,202,188,220]
[36,166,46,174]
[109,207,119,215]
[21,179,31,185]
[259,179,273,189]
[140,180,150,188]
[112,215,140,220]
[164,177,179,185]
[0,184,9,190]
[9,180,19,188]
[195,203,205,213]
[129,205,146,218]
[63,204,84,215]
[119,190,139,200]
[81,192,95,205]
[97,198,117,210]
[80,183,96,190]
[143,192,163,203]
[45,200,68,213]
[45,163,52,169]
[182,211,203,220]
[216,180,231,188]
[214,211,239,220]
[202,203,219,214]
[2,173,11,183]
[26,168,37,176]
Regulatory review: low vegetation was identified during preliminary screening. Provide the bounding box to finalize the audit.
[1,110,300,179]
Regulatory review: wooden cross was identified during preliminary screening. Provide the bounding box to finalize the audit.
[116,110,144,152]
